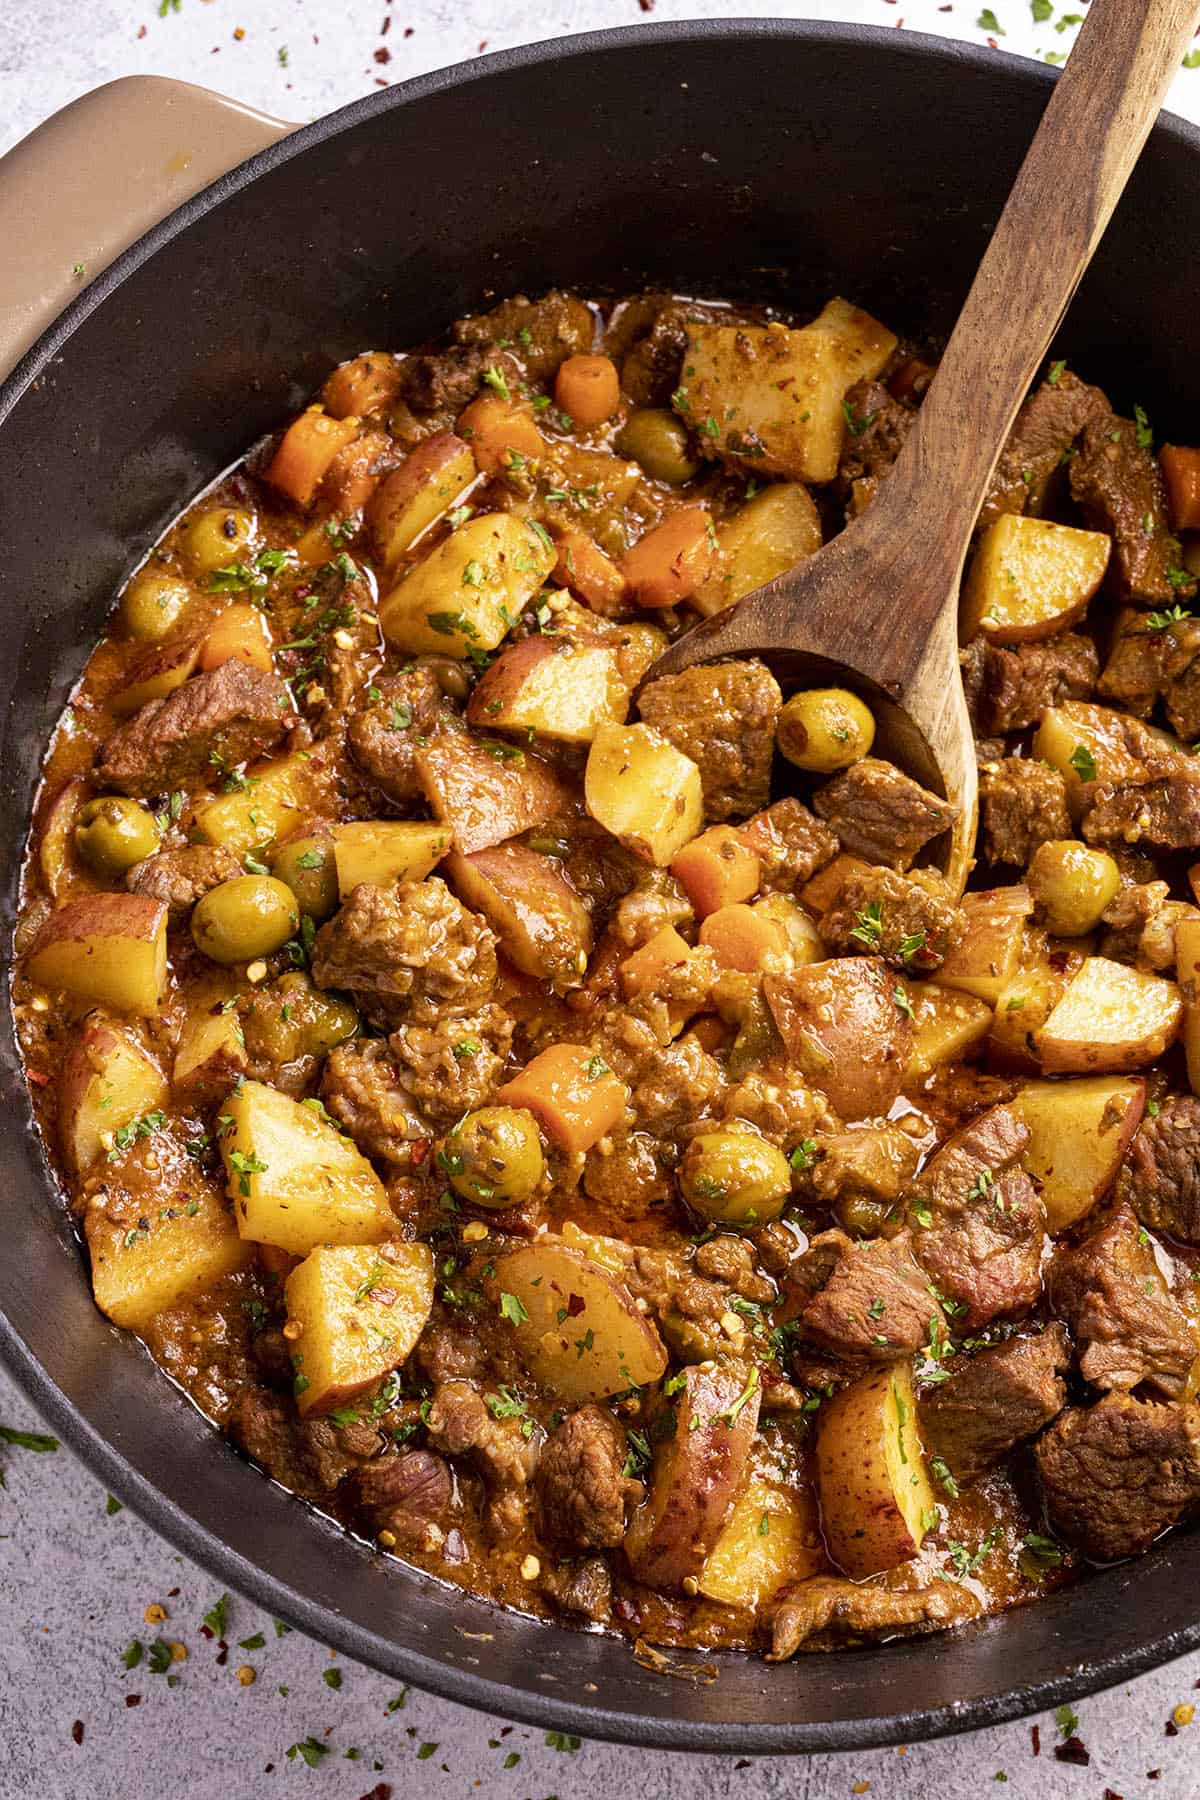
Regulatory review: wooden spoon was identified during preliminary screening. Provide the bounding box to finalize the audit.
[641,0,1200,897]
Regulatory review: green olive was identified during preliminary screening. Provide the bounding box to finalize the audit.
[1027,839,1120,937]
[120,568,194,643]
[74,796,161,878]
[616,408,700,485]
[191,875,299,964]
[270,836,339,922]
[445,1106,544,1207]
[181,506,258,578]
[777,687,876,774]
[679,1129,792,1225]
[241,971,358,1064]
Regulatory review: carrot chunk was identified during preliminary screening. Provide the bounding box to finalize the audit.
[554,354,621,428]
[622,509,716,609]
[321,352,402,420]
[672,825,760,917]
[1160,445,1200,532]
[457,393,546,477]
[497,1043,628,1154]
[699,904,789,974]
[266,408,360,509]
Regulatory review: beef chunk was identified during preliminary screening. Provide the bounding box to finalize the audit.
[425,1377,539,1539]
[402,342,518,415]
[1099,608,1200,740]
[97,661,290,797]
[229,1386,381,1500]
[311,878,498,1025]
[388,1002,512,1127]
[535,1405,638,1549]
[837,379,915,485]
[320,1040,427,1164]
[125,845,242,923]
[737,796,838,891]
[1036,1393,1200,1560]
[812,757,956,872]
[805,1123,922,1216]
[1099,880,1194,971]
[1048,1203,1199,1399]
[638,659,781,823]
[768,1575,979,1660]
[346,1449,453,1548]
[794,1229,943,1361]
[907,1106,1044,1329]
[539,1555,612,1623]
[583,1130,675,1216]
[1080,771,1200,851]
[818,864,964,972]
[1071,412,1193,605]
[600,1014,725,1133]
[1125,1094,1200,1244]
[920,1324,1070,1485]
[971,633,1099,735]
[346,667,455,805]
[981,369,1112,528]
[453,289,594,386]
[617,297,738,408]
[979,757,1071,865]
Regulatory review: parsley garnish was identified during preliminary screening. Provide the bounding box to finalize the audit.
[1068,743,1097,782]
[499,1292,529,1326]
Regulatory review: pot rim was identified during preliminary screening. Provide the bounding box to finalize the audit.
[3,16,1200,1754]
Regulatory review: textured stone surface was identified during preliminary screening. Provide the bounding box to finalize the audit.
[5,1,1200,1794]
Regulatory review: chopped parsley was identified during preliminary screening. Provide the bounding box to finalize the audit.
[849,899,884,949]
[1068,743,1097,782]
[499,1291,529,1327]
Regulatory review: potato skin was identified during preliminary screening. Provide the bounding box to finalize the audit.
[815,1363,934,1579]
[625,1361,761,1589]
[485,1240,666,1403]
[764,955,911,1120]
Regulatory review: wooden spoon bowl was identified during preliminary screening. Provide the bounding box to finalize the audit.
[643,0,1200,898]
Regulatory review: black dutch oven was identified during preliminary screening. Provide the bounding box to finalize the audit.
[2,19,1198,1755]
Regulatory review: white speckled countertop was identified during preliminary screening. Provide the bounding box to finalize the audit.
[4,3,1200,1796]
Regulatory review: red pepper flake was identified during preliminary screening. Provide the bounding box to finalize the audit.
[27,1070,50,1088]
[233,26,245,41]
[167,1587,179,1598]
[374,46,391,63]
[125,1694,142,1709]
[357,1786,392,1800]
[1030,1724,1041,1756]
[1165,1719,1180,1738]
[1104,1790,1125,1799]
[137,23,147,36]
[409,1140,430,1167]
[638,0,655,10]
[1148,1770,1161,1780]
[215,1644,229,1666]
[735,1762,751,1771]
[404,26,414,36]
[70,1721,84,1747]
[1054,1737,1090,1767]
[381,15,391,31]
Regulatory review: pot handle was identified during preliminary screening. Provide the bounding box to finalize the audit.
[0,75,294,384]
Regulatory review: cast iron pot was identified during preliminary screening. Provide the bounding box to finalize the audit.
[2,19,1199,1755]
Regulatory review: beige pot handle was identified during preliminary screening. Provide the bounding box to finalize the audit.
[0,76,293,383]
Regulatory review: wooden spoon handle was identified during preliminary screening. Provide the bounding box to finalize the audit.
[888,0,1200,543]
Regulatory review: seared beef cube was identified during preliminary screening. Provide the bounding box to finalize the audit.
[837,379,914,485]
[979,757,1071,865]
[346,1449,453,1548]
[1070,412,1193,606]
[535,1405,638,1550]
[1036,1393,1200,1561]
[618,297,741,408]
[806,1123,922,1215]
[97,661,290,796]
[1099,880,1193,971]
[126,845,242,924]
[981,369,1111,528]
[920,1324,1070,1485]
[818,864,964,972]
[1098,607,1200,742]
[1080,771,1200,851]
[907,1106,1043,1329]
[388,1002,512,1128]
[540,1555,612,1623]
[794,1229,944,1362]
[347,666,454,805]
[737,796,838,891]
[426,1377,538,1540]
[402,342,518,414]
[638,659,782,823]
[1048,1202,1199,1399]
[453,289,594,386]
[312,878,498,1025]
[768,1576,979,1661]
[1125,1094,1200,1244]
[320,1039,427,1164]
[812,757,956,872]
[229,1386,380,1500]
[973,632,1099,734]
